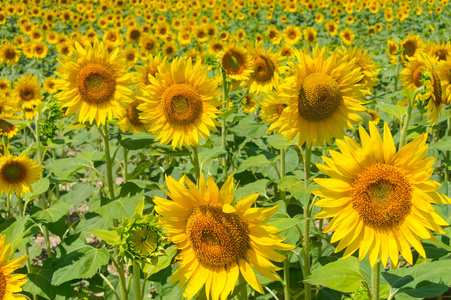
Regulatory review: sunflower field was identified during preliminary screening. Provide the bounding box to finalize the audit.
[1,0,451,299]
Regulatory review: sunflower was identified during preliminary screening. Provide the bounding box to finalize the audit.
[400,54,430,90]
[314,122,450,267]
[261,90,288,126]
[279,43,294,60]
[438,55,451,105]
[54,40,134,125]
[340,28,355,46]
[400,33,424,64]
[421,54,443,124]
[0,44,21,65]
[337,46,380,94]
[0,78,11,92]
[270,45,366,147]
[220,44,253,82]
[0,154,43,197]
[43,76,58,94]
[242,94,258,114]
[303,27,317,46]
[0,113,19,138]
[138,57,221,149]
[367,109,381,125]
[140,35,159,54]
[126,26,142,44]
[426,40,451,61]
[326,20,339,36]
[12,74,42,109]
[154,174,294,300]
[32,42,48,59]
[387,39,400,64]
[0,235,28,299]
[162,43,177,59]
[244,44,285,95]
[134,54,166,87]
[283,25,302,45]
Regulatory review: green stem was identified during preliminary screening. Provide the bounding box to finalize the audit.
[6,194,11,218]
[399,87,423,149]
[280,147,286,202]
[371,260,381,300]
[133,260,141,300]
[393,55,400,93]
[100,125,115,199]
[99,272,121,300]
[303,144,312,299]
[123,148,129,183]
[111,255,128,300]
[283,253,291,300]
[192,146,200,182]
[221,70,229,180]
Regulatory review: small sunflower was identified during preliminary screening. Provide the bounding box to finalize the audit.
[283,25,302,45]
[54,40,134,125]
[400,54,429,90]
[426,40,451,61]
[244,43,285,95]
[400,33,424,64]
[0,235,29,299]
[154,174,294,300]
[162,43,177,59]
[261,90,288,126]
[241,94,258,114]
[0,78,11,92]
[314,122,450,267]
[420,54,443,125]
[0,154,43,197]
[134,54,166,87]
[303,27,317,46]
[220,44,253,82]
[437,55,451,105]
[326,20,339,36]
[387,39,399,63]
[12,74,43,109]
[340,28,355,46]
[138,57,221,149]
[0,44,21,65]
[116,91,149,133]
[43,76,58,94]
[271,45,366,147]
[0,113,19,138]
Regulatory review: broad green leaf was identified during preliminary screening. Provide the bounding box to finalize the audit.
[231,116,268,139]
[377,103,407,121]
[1,216,29,253]
[31,200,69,224]
[24,259,57,300]
[120,138,154,150]
[236,154,272,173]
[23,177,50,202]
[60,183,95,205]
[86,229,119,245]
[235,179,269,200]
[197,147,226,171]
[382,260,451,299]
[266,134,295,150]
[147,147,190,156]
[429,136,451,150]
[93,197,142,219]
[218,106,237,121]
[269,217,305,232]
[46,158,94,180]
[305,256,366,293]
[51,246,109,286]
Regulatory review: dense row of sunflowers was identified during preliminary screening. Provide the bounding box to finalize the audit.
[1,0,451,299]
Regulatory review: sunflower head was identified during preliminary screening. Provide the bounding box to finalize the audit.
[54,40,134,125]
[314,122,451,267]
[220,44,253,81]
[420,54,443,124]
[154,174,294,300]
[0,154,43,197]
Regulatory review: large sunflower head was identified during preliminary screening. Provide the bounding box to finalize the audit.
[54,40,134,125]
[0,235,29,299]
[270,45,367,147]
[12,74,43,109]
[138,57,221,149]
[154,174,294,300]
[244,43,285,95]
[400,54,428,90]
[0,154,43,197]
[400,33,424,64]
[219,43,253,82]
[314,122,450,267]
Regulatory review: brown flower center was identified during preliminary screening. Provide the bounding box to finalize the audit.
[222,49,246,75]
[1,161,27,183]
[20,87,35,101]
[4,48,16,60]
[0,270,6,300]
[412,65,425,88]
[77,64,117,104]
[252,54,275,83]
[162,84,203,125]
[402,40,416,57]
[187,205,249,267]
[351,163,412,228]
[298,73,342,122]
[0,119,15,134]
[127,101,143,126]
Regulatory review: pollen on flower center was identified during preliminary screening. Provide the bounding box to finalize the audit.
[298,72,342,122]
[77,63,117,104]
[186,205,250,267]
[1,161,27,183]
[252,55,275,82]
[162,84,203,125]
[351,163,412,228]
